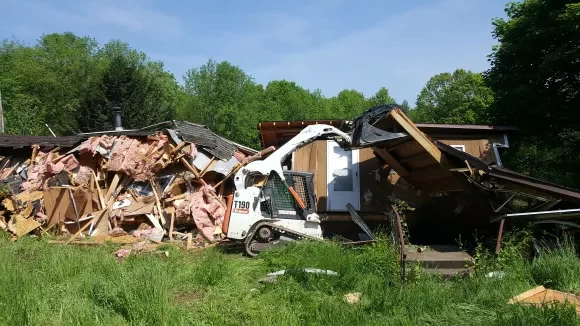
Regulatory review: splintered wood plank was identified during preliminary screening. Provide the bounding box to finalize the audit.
[105,172,122,201]
[373,148,409,177]
[150,178,166,226]
[167,207,176,240]
[92,171,106,209]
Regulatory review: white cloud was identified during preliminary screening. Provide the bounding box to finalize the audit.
[2,0,184,39]
[85,0,184,37]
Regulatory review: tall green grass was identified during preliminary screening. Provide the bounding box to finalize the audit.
[0,233,577,325]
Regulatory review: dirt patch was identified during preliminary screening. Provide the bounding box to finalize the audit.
[173,290,204,304]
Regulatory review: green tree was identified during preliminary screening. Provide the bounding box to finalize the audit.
[329,89,368,119]
[1,33,180,135]
[368,87,396,107]
[485,1,580,186]
[414,69,494,124]
[0,33,98,135]
[263,80,322,121]
[182,59,264,147]
[76,40,178,132]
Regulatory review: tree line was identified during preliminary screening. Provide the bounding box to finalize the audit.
[0,0,578,187]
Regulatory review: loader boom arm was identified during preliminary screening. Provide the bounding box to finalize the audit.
[234,124,351,189]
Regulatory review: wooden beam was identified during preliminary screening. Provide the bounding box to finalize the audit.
[200,157,215,177]
[373,148,409,177]
[149,178,166,226]
[390,108,444,164]
[105,172,122,201]
[91,171,106,209]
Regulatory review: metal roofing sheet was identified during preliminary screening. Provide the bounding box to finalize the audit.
[435,140,580,202]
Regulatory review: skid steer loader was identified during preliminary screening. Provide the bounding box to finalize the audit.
[222,104,408,256]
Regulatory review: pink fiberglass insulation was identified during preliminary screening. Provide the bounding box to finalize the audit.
[233,151,246,162]
[73,166,93,187]
[78,133,169,181]
[46,155,80,175]
[79,135,116,156]
[106,134,168,181]
[22,153,80,191]
[106,136,135,171]
[175,185,224,241]
[189,143,197,159]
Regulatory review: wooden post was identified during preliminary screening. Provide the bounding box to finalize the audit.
[30,145,39,166]
[92,171,106,209]
[105,172,122,201]
[200,157,216,177]
[186,233,193,250]
[495,219,505,255]
[168,207,175,240]
[150,178,166,226]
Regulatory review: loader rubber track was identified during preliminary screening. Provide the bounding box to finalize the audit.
[243,221,322,257]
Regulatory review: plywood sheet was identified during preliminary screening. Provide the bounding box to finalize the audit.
[433,137,500,163]
[43,187,95,226]
[293,140,327,212]
[391,141,424,158]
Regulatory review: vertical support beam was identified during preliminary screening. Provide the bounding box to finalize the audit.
[495,219,505,255]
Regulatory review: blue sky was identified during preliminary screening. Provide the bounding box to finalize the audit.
[1,0,508,104]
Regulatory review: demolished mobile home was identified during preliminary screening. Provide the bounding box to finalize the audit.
[0,105,578,260]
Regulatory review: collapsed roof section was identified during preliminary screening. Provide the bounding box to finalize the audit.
[351,104,580,234]
[435,141,580,203]
[350,105,465,194]
[78,120,257,161]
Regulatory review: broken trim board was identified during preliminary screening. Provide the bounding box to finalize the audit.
[508,285,580,315]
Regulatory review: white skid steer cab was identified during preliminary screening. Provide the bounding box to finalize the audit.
[222,104,409,256]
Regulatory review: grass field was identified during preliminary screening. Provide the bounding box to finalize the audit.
[0,232,578,326]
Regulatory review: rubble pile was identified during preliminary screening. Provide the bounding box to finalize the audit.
[0,130,267,247]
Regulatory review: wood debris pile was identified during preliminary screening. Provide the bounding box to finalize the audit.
[0,131,268,247]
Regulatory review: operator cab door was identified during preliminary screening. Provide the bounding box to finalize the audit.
[326,141,360,211]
